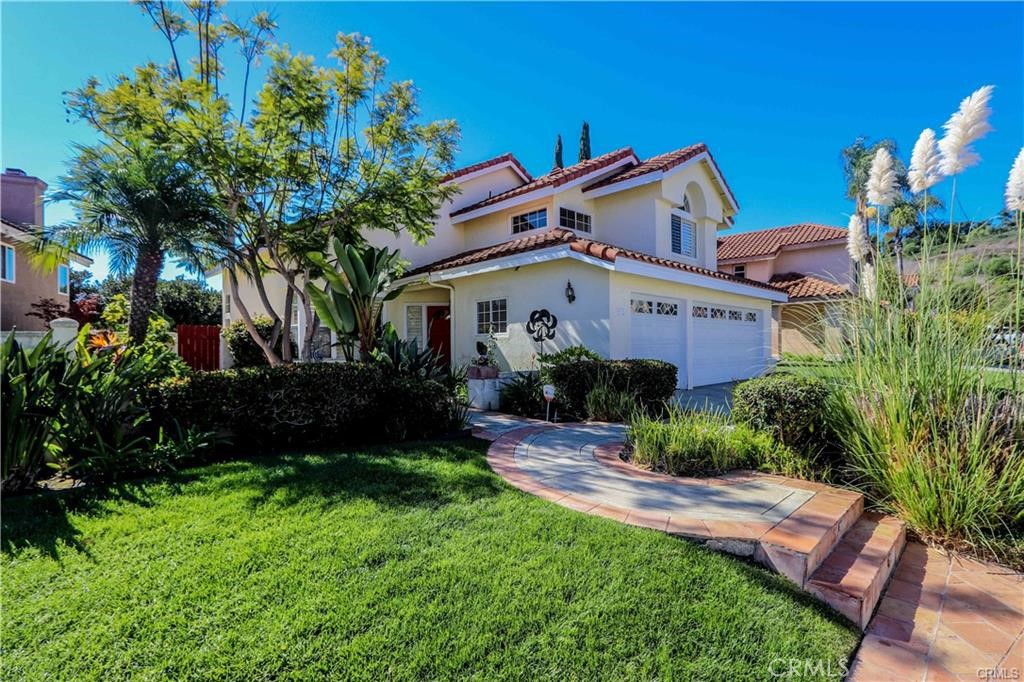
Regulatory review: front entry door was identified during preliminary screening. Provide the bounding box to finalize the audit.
[426,305,451,368]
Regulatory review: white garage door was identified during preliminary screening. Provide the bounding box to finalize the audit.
[630,295,685,387]
[690,302,767,386]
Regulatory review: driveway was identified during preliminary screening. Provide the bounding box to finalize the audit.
[673,382,735,413]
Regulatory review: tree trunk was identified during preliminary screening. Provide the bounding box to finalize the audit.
[128,249,165,344]
[227,268,282,366]
[281,285,294,363]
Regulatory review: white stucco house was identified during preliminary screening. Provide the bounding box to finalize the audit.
[222,143,792,388]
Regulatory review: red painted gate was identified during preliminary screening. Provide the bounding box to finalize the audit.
[177,324,221,371]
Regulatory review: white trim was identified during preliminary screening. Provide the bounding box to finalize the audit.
[616,258,789,301]
[402,245,612,284]
[1,243,14,283]
[450,155,638,224]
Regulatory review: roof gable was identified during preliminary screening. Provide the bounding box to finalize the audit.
[442,153,532,184]
[449,148,638,219]
[768,272,850,300]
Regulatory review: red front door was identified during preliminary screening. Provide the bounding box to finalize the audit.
[426,305,451,368]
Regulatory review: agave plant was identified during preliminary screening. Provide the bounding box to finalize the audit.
[306,240,407,360]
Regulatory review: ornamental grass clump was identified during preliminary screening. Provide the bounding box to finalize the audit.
[825,256,1023,556]
[628,408,794,477]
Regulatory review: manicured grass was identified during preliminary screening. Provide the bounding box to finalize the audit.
[3,439,859,681]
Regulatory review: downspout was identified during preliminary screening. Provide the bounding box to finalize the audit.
[425,275,456,365]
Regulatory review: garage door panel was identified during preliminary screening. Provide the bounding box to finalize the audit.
[691,303,766,386]
[630,295,685,388]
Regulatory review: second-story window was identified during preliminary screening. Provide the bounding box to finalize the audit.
[671,214,696,258]
[559,207,591,233]
[512,209,547,234]
[57,264,70,295]
[1,244,14,283]
[733,264,746,278]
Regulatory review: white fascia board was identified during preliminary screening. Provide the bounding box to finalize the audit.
[615,258,789,302]
[450,155,639,225]
[661,153,740,214]
[447,160,531,186]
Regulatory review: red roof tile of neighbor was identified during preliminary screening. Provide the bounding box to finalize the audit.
[442,153,532,183]
[768,272,850,300]
[717,223,848,261]
[405,227,782,292]
[449,148,637,217]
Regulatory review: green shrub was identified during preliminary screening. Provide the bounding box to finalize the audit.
[500,371,544,417]
[547,358,676,419]
[223,316,296,368]
[537,345,602,378]
[733,373,832,457]
[584,371,637,422]
[148,363,453,451]
[1,330,204,490]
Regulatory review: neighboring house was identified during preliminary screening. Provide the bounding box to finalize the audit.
[226,143,788,386]
[717,223,853,356]
[1,168,92,332]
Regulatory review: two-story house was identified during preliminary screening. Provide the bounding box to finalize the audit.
[717,223,853,356]
[1,168,92,332]
[224,144,790,387]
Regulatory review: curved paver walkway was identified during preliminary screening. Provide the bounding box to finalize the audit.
[472,412,1024,682]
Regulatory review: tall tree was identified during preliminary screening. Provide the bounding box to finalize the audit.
[66,2,458,364]
[48,144,224,343]
[840,137,904,220]
[578,121,591,162]
[553,134,564,169]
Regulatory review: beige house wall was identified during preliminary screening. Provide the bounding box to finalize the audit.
[779,302,844,357]
[1,240,70,332]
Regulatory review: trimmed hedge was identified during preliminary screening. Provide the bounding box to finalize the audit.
[732,373,831,457]
[547,359,677,418]
[222,316,297,368]
[147,363,452,452]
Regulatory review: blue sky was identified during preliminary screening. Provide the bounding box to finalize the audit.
[3,2,1021,282]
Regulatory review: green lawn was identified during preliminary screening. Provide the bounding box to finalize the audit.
[2,439,859,681]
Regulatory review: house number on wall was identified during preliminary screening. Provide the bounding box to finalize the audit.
[526,309,558,342]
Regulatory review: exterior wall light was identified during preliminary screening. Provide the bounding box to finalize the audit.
[565,280,576,304]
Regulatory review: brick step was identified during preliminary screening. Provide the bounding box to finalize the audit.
[806,512,907,630]
[755,490,864,587]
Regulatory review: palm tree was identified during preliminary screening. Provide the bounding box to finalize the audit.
[50,144,225,344]
[840,137,903,219]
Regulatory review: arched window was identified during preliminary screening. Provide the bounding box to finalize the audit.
[681,193,692,214]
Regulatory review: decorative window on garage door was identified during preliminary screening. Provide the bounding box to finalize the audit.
[656,301,678,316]
[631,299,653,314]
[691,305,708,318]
[745,311,758,322]
[710,307,726,319]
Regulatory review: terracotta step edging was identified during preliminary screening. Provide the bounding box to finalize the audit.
[484,424,909,633]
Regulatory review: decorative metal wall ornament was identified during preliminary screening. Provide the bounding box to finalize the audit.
[564,280,576,304]
[526,309,558,342]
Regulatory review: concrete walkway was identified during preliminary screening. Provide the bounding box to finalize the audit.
[471,413,1024,682]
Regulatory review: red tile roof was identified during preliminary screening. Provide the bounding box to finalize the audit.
[717,223,848,261]
[581,143,739,210]
[768,272,850,300]
[582,143,704,190]
[449,148,637,217]
[442,153,532,183]
[405,227,782,293]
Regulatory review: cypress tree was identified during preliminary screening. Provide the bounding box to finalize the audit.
[554,134,564,169]
[578,121,591,162]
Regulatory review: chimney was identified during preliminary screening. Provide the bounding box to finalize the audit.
[1,168,47,226]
